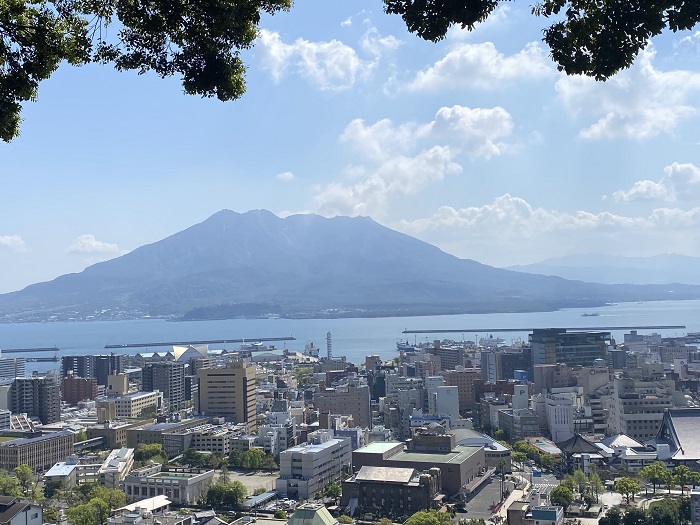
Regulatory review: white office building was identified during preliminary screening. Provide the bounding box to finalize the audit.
[276,429,351,499]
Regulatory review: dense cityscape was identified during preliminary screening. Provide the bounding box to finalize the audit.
[0,327,697,525]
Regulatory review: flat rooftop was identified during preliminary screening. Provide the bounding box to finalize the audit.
[354,442,403,454]
[390,445,481,464]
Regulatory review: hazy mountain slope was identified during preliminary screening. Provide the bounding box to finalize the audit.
[507,253,700,285]
[2,211,700,319]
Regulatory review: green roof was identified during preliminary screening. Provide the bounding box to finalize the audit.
[287,504,338,525]
[389,445,481,464]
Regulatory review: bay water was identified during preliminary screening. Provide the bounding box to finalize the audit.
[1,299,698,375]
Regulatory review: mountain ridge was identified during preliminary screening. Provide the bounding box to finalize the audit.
[2,211,700,322]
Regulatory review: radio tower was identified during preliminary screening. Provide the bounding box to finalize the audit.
[326,332,333,359]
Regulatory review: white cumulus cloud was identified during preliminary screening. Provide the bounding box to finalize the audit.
[256,29,367,90]
[393,195,700,266]
[611,162,700,202]
[0,235,25,251]
[409,41,553,91]
[314,105,513,217]
[67,235,123,256]
[556,47,700,140]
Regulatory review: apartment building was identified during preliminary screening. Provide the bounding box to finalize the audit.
[62,374,98,405]
[97,391,163,419]
[10,377,60,424]
[0,358,25,379]
[142,362,186,410]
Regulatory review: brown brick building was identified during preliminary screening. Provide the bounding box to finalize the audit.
[62,375,98,405]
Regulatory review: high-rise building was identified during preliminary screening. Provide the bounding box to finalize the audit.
[142,362,185,410]
[0,358,26,379]
[61,354,124,386]
[530,329,611,367]
[10,377,60,424]
[197,362,257,430]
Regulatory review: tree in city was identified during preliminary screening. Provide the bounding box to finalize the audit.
[572,469,589,498]
[614,477,640,505]
[0,469,23,498]
[539,454,554,469]
[661,469,675,494]
[376,519,394,525]
[220,464,230,484]
[134,443,164,462]
[674,465,690,495]
[689,471,700,489]
[621,507,648,525]
[511,452,526,466]
[404,510,452,525]
[241,448,266,470]
[648,498,680,525]
[229,450,242,468]
[274,510,288,520]
[549,485,573,509]
[75,431,88,443]
[325,482,342,503]
[181,448,207,468]
[14,464,33,495]
[262,453,278,471]
[89,485,126,510]
[337,516,353,524]
[494,429,508,442]
[598,507,622,525]
[66,498,110,525]
[639,462,669,494]
[206,481,247,508]
[383,0,700,81]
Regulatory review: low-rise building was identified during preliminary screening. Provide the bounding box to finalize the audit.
[341,466,442,518]
[97,391,163,419]
[99,447,135,488]
[122,465,215,505]
[0,496,43,525]
[0,431,74,472]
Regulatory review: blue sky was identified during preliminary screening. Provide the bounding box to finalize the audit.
[2,0,700,294]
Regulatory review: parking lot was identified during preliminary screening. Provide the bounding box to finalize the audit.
[224,470,279,493]
[457,479,505,521]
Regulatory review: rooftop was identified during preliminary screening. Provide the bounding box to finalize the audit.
[390,445,481,464]
[354,466,416,483]
[353,442,403,454]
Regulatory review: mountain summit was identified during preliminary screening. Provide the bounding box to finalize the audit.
[2,210,699,320]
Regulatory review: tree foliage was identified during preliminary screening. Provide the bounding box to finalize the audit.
[89,484,126,510]
[549,485,573,509]
[134,443,164,462]
[206,481,247,508]
[13,464,32,494]
[274,510,288,520]
[404,510,452,525]
[0,0,291,141]
[337,516,353,524]
[639,462,669,494]
[614,477,639,504]
[383,0,700,82]
[0,469,23,498]
[66,498,109,525]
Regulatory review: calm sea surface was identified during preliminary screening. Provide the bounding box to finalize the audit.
[1,299,699,375]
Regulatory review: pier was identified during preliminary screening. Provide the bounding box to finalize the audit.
[403,325,687,334]
[0,347,59,353]
[104,336,296,349]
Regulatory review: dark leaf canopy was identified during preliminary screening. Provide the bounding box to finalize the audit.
[384,0,700,79]
[0,0,290,141]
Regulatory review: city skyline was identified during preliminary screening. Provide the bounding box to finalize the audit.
[2,0,700,293]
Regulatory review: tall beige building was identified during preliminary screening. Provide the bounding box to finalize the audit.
[197,362,257,431]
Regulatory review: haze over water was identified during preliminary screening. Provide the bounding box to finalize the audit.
[1,300,698,375]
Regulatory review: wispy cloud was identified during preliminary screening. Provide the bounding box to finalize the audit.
[0,235,25,252]
[276,171,296,181]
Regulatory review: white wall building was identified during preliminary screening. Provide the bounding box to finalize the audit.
[425,376,444,415]
[545,395,574,443]
[276,429,351,499]
[436,386,460,422]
